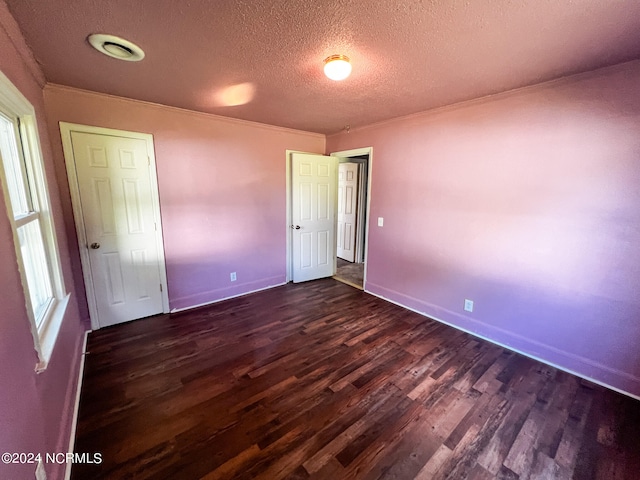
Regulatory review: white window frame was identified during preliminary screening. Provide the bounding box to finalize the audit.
[0,70,69,371]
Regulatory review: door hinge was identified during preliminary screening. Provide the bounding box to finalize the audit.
[160,283,163,292]
[147,156,151,166]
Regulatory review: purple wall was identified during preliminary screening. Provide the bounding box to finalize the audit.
[0,3,86,479]
[42,86,325,313]
[327,60,640,397]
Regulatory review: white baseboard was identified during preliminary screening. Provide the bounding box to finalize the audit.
[364,287,640,401]
[170,282,287,313]
[64,330,90,480]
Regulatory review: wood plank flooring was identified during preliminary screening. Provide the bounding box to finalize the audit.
[72,279,640,479]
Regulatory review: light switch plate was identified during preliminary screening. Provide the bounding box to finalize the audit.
[378,217,384,227]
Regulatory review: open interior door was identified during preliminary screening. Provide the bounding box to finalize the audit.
[291,152,337,283]
[337,162,359,262]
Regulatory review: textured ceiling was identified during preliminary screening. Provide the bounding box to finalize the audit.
[6,0,640,134]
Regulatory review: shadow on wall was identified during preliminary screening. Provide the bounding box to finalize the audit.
[366,244,640,396]
[337,63,640,398]
[165,258,286,312]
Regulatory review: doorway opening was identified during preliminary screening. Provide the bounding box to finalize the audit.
[332,149,370,289]
[285,147,372,290]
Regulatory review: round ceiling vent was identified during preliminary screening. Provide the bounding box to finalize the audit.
[87,34,145,62]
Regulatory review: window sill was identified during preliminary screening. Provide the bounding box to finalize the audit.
[35,293,70,373]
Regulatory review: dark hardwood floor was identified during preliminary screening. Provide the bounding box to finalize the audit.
[72,279,640,479]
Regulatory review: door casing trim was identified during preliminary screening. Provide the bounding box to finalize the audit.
[285,147,373,286]
[60,122,170,329]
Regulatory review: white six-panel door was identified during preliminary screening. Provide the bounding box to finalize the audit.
[337,162,359,262]
[291,153,337,283]
[67,129,166,328]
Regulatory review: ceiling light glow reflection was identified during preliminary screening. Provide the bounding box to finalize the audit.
[216,82,256,106]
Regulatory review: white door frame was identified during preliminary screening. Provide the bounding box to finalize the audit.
[285,147,373,287]
[285,150,299,282]
[355,161,367,263]
[60,122,170,329]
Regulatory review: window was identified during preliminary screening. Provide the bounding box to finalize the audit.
[0,70,69,370]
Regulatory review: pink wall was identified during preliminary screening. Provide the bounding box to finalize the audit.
[43,86,325,312]
[327,60,640,397]
[0,2,86,479]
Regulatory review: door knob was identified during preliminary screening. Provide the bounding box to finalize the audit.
[290,225,301,230]
[90,242,100,249]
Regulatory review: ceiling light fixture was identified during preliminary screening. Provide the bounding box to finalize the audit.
[323,54,351,81]
[88,34,145,61]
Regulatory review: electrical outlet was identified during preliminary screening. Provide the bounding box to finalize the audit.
[464,299,474,312]
[230,272,237,282]
[377,217,384,227]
